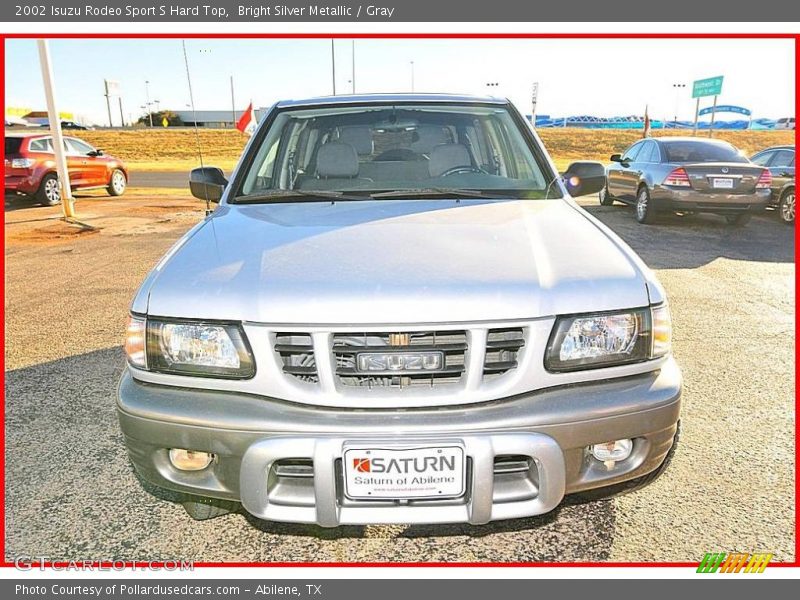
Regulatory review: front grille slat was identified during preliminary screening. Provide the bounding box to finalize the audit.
[483,328,525,380]
[275,333,319,384]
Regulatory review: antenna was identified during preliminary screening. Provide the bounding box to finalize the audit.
[181,40,211,216]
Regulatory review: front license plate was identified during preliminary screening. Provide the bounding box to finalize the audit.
[712,177,734,189]
[343,445,465,500]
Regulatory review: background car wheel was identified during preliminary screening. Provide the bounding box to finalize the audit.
[36,173,61,206]
[779,189,795,225]
[635,186,656,224]
[725,213,752,227]
[599,185,615,206]
[107,169,127,197]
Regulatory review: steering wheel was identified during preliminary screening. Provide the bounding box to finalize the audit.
[440,165,483,177]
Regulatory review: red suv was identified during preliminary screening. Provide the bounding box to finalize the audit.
[4,132,128,206]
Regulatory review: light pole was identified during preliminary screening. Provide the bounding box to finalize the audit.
[331,40,336,95]
[351,40,356,94]
[672,83,686,125]
[410,61,415,92]
[145,80,153,127]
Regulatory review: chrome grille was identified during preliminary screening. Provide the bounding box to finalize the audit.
[332,331,467,389]
[274,333,318,383]
[483,328,525,380]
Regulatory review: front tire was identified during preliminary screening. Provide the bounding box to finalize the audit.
[779,189,795,224]
[37,173,61,206]
[181,496,240,521]
[107,169,127,197]
[599,184,615,206]
[725,213,752,227]
[635,186,657,224]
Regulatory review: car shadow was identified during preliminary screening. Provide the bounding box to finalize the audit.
[580,202,794,270]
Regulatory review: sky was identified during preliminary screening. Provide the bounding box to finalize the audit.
[5,38,795,126]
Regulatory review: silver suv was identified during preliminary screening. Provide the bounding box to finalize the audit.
[118,94,681,526]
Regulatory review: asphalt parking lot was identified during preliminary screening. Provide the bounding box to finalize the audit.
[4,190,795,563]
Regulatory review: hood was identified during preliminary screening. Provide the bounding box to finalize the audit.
[141,199,649,324]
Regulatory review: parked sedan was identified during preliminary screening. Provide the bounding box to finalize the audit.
[751,145,794,224]
[601,137,772,226]
[4,132,127,205]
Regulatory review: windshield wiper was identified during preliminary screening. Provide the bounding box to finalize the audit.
[369,188,510,200]
[234,190,371,204]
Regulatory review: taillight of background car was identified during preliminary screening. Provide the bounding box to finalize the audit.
[664,167,692,187]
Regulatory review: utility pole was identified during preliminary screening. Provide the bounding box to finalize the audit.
[331,40,336,95]
[708,94,718,138]
[230,75,236,127]
[351,40,356,94]
[37,39,75,218]
[672,83,686,125]
[103,80,113,128]
[145,79,153,127]
[410,61,415,92]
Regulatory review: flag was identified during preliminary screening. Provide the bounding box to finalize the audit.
[236,102,255,135]
[643,104,651,138]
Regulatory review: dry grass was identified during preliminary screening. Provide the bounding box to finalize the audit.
[77,128,795,173]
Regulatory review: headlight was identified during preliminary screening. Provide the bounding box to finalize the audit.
[545,306,670,372]
[125,316,255,378]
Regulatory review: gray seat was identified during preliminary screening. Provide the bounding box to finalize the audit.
[411,126,450,155]
[338,126,374,156]
[429,143,472,178]
[316,142,359,179]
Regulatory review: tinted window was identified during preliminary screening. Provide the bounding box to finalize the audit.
[638,141,660,163]
[622,142,643,162]
[5,137,22,155]
[67,138,94,155]
[663,141,747,163]
[28,138,53,152]
[771,149,794,167]
[751,151,774,166]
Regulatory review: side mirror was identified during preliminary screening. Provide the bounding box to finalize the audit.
[610,153,623,162]
[88,149,104,157]
[189,166,228,203]
[562,161,606,197]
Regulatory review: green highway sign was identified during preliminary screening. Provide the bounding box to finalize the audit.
[692,76,724,98]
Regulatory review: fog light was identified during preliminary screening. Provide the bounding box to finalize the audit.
[590,439,633,463]
[168,448,214,471]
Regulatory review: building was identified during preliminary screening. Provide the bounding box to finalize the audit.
[174,108,267,128]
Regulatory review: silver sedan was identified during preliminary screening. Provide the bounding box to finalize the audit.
[601,137,772,226]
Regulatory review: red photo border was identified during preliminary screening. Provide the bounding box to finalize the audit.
[1,30,797,570]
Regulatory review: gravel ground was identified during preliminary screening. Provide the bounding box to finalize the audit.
[4,191,795,563]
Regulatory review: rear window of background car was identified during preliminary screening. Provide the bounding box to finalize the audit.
[5,137,22,155]
[664,141,747,163]
[28,138,53,152]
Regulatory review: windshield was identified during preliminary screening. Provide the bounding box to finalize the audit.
[235,103,558,200]
[663,140,748,163]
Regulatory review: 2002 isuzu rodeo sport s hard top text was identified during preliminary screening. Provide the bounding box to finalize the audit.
[118,94,681,526]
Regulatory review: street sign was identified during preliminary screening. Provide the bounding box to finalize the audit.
[698,105,751,117]
[692,76,724,98]
[162,116,169,127]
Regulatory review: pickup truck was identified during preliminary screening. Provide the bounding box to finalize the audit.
[118,94,681,526]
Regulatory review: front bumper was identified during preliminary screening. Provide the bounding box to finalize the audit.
[652,186,771,214]
[117,358,681,526]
